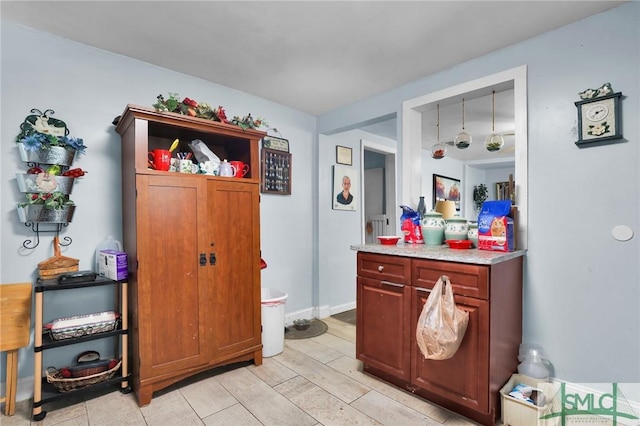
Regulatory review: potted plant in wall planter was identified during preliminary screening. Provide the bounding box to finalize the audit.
[15,109,87,224]
[17,134,81,166]
[16,109,86,165]
[17,191,76,223]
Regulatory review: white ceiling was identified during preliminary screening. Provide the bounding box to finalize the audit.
[2,1,625,119]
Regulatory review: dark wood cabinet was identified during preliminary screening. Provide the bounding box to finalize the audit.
[356,252,412,380]
[356,276,411,381]
[116,105,264,406]
[411,286,489,414]
[356,251,523,425]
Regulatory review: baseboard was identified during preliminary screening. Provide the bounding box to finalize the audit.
[283,303,348,324]
[0,375,34,403]
[329,301,356,316]
[548,378,640,425]
[316,304,331,319]
[284,306,316,325]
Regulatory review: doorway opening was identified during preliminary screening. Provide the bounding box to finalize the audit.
[361,139,397,244]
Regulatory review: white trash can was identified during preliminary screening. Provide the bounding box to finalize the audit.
[261,288,288,357]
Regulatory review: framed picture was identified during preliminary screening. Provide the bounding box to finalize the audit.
[333,165,357,211]
[336,145,352,166]
[575,92,623,147]
[261,148,291,195]
[433,174,461,211]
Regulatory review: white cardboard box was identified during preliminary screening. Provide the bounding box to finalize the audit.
[98,250,128,281]
[500,374,560,426]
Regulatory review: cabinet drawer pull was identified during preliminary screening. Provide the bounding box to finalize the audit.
[415,286,432,293]
[378,265,384,272]
[381,280,404,288]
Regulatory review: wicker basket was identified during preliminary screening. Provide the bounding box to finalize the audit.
[38,236,79,279]
[45,311,119,341]
[46,359,121,393]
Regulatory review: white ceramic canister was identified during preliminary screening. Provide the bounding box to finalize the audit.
[444,216,469,241]
[421,210,445,246]
[467,222,478,248]
[218,159,236,177]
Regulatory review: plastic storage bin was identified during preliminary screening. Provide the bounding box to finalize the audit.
[500,374,560,426]
[261,288,288,357]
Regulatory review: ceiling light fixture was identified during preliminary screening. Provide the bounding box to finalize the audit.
[431,104,446,159]
[485,90,505,152]
[454,98,472,149]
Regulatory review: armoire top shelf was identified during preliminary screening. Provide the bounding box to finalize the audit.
[114,104,266,179]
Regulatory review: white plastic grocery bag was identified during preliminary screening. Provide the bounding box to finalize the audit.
[416,275,469,360]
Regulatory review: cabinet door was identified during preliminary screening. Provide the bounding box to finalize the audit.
[136,175,211,377]
[356,275,411,381]
[207,179,261,360]
[411,286,489,413]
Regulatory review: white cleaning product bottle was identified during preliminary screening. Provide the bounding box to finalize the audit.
[95,235,123,273]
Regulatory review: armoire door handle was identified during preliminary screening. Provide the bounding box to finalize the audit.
[199,254,207,266]
[209,253,216,265]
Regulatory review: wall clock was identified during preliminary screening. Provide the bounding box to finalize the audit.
[575,90,622,147]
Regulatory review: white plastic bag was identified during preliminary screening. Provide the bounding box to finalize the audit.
[188,138,220,168]
[416,275,469,360]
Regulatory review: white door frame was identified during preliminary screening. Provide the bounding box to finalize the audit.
[401,65,527,248]
[360,139,398,244]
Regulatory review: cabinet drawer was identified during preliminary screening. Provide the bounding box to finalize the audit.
[357,252,411,285]
[412,259,488,299]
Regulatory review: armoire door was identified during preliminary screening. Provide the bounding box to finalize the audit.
[207,179,262,361]
[136,174,211,378]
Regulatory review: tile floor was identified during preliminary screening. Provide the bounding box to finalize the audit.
[2,316,482,426]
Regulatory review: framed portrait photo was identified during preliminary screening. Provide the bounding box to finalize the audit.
[333,165,357,211]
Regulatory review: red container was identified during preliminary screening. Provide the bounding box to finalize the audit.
[377,236,401,245]
[445,239,473,249]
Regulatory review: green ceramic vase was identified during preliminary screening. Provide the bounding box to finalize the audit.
[467,222,478,248]
[444,216,469,241]
[421,211,445,246]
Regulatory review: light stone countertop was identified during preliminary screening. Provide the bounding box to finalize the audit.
[351,243,526,265]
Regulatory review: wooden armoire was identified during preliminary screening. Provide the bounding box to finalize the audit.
[115,105,264,406]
